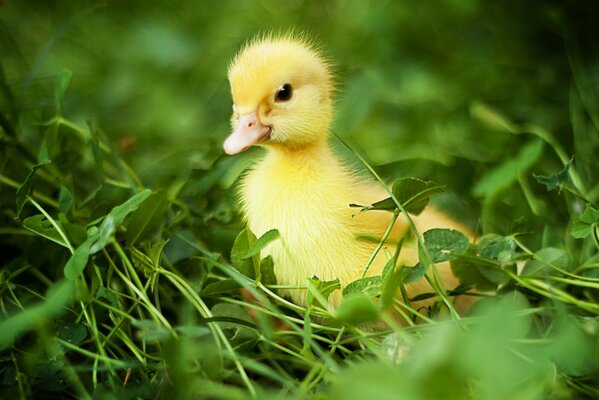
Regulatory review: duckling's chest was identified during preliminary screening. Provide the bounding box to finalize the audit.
[241,158,354,238]
[238,154,371,286]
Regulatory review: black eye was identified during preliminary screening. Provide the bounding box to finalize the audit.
[275,83,293,102]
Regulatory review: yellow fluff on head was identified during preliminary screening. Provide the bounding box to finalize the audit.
[228,33,334,150]
[224,34,471,310]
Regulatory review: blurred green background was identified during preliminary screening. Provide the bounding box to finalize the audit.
[3,1,597,232]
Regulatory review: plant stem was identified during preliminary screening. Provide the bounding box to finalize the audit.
[361,210,399,278]
[334,134,460,319]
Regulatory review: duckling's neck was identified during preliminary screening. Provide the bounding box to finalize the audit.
[264,139,333,168]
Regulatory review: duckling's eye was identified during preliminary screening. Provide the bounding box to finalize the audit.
[275,84,293,102]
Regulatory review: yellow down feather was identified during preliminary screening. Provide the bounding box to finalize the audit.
[226,34,472,310]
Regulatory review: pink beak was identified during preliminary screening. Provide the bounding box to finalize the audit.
[223,111,271,155]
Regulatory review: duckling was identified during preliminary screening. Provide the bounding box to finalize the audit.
[223,34,470,311]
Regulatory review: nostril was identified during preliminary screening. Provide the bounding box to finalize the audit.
[248,121,255,128]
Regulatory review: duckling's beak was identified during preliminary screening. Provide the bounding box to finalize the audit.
[223,111,271,155]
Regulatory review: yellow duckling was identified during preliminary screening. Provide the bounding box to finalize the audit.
[223,34,470,310]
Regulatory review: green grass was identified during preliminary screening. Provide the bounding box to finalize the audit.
[1,1,599,399]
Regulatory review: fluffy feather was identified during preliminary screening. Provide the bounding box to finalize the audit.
[225,35,471,309]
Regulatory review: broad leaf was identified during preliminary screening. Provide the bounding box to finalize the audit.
[521,247,570,276]
[392,178,446,215]
[399,263,426,284]
[231,228,257,278]
[58,185,73,215]
[63,190,151,279]
[57,321,87,345]
[259,255,277,285]
[420,228,469,263]
[450,256,505,291]
[381,266,403,308]
[364,178,445,215]
[533,158,573,193]
[343,276,383,297]
[210,303,257,342]
[307,276,341,305]
[477,234,517,266]
[202,279,241,297]
[90,189,151,253]
[22,214,68,248]
[382,256,397,280]
[570,204,599,239]
[473,140,543,199]
[125,191,169,245]
[244,229,280,258]
[336,294,380,324]
[64,235,95,280]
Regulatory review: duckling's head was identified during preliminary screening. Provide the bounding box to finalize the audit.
[223,35,334,155]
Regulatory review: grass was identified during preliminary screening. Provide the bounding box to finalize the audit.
[1,1,599,399]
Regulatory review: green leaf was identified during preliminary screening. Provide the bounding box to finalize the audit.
[16,160,51,217]
[392,178,446,215]
[420,228,469,263]
[231,228,257,278]
[521,247,570,276]
[61,220,87,247]
[570,204,599,239]
[365,178,445,215]
[477,234,517,266]
[22,214,68,248]
[96,287,119,309]
[148,240,169,267]
[336,294,380,324]
[58,185,73,215]
[381,267,403,308]
[210,303,257,342]
[34,360,67,391]
[57,321,87,345]
[470,101,517,133]
[90,189,151,253]
[381,256,397,280]
[55,68,72,113]
[202,279,241,297]
[473,140,543,199]
[0,280,75,348]
[548,313,596,376]
[450,257,505,291]
[259,255,277,285]
[38,141,49,164]
[578,204,599,224]
[244,229,280,258]
[307,276,341,306]
[570,222,592,239]
[343,276,383,297]
[64,235,95,280]
[399,263,426,284]
[124,191,169,245]
[164,230,203,264]
[533,158,573,193]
